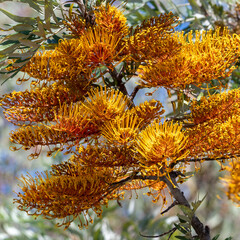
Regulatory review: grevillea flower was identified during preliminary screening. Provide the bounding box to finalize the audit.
[100,114,141,147]
[94,4,129,37]
[222,159,240,205]
[126,12,180,61]
[82,86,129,123]
[135,120,189,171]
[0,82,82,126]
[127,99,165,127]
[138,28,240,89]
[14,165,124,229]
[72,143,138,168]
[186,115,240,159]
[190,89,240,125]
[82,26,126,67]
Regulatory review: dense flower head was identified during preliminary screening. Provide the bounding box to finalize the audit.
[0,82,82,126]
[94,4,129,37]
[190,89,240,125]
[138,28,240,89]
[2,0,240,231]
[14,166,124,229]
[186,115,240,159]
[222,159,240,205]
[135,120,189,171]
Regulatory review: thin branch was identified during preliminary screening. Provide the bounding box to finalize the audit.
[139,227,177,238]
[161,200,178,215]
[130,85,142,101]
[162,173,211,240]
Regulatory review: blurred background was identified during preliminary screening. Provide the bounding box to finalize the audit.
[0,0,240,239]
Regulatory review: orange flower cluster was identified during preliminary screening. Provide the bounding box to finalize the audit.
[186,89,240,159]
[1,1,240,229]
[222,159,240,205]
[138,28,240,89]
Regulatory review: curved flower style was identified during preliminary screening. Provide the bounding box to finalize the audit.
[94,4,129,37]
[138,28,240,89]
[14,165,124,229]
[222,159,240,205]
[1,1,240,233]
[135,120,189,170]
[0,82,82,126]
[190,89,240,125]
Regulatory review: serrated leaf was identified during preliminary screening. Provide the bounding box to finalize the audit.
[0,8,37,25]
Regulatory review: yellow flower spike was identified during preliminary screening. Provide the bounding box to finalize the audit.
[0,82,82,126]
[222,159,240,205]
[127,99,165,127]
[71,142,138,168]
[127,12,180,61]
[82,26,125,67]
[100,114,142,146]
[135,120,189,171]
[138,28,240,89]
[83,86,129,123]
[190,89,240,125]
[94,4,129,37]
[14,166,124,229]
[50,101,99,137]
[9,125,80,158]
[186,115,240,159]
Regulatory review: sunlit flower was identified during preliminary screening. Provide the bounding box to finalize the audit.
[82,86,129,123]
[222,159,240,205]
[82,26,125,67]
[100,114,142,146]
[72,143,138,168]
[14,166,124,229]
[135,120,189,170]
[94,4,129,37]
[138,28,240,89]
[0,82,82,126]
[127,12,180,61]
[190,89,240,125]
[50,101,98,137]
[127,99,165,127]
[186,115,240,159]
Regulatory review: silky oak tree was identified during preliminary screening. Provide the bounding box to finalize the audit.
[1,0,240,239]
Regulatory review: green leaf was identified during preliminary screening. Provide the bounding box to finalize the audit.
[191,194,207,212]
[177,214,190,222]
[212,234,220,240]
[178,205,192,216]
[175,236,191,240]
[20,0,43,13]
[0,8,37,25]
[174,223,187,234]
[36,17,46,39]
